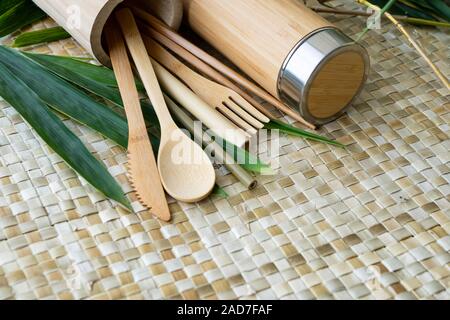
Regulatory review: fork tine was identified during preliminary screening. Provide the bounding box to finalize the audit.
[226,98,265,130]
[229,95,271,124]
[217,104,258,136]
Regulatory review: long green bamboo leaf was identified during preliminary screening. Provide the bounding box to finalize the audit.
[12,51,161,152]
[370,0,440,20]
[24,53,145,91]
[427,0,450,21]
[393,0,438,20]
[402,17,450,27]
[0,0,22,15]
[405,0,445,19]
[0,46,128,148]
[0,0,46,37]
[23,52,127,104]
[397,0,437,20]
[22,52,339,172]
[265,119,345,148]
[23,52,157,124]
[0,61,131,210]
[12,26,70,47]
[213,136,273,174]
[43,53,340,158]
[408,0,436,11]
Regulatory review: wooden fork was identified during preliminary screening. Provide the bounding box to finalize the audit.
[143,36,270,136]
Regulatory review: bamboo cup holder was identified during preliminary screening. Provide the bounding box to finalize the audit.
[32,0,183,65]
[182,0,370,124]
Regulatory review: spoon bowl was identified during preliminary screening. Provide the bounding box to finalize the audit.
[158,129,215,203]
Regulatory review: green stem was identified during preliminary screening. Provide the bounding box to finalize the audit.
[356,0,398,41]
[402,17,450,27]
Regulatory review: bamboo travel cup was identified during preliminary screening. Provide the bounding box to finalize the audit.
[183,0,370,124]
[32,0,183,65]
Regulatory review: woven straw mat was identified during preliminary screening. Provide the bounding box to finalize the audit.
[0,1,449,300]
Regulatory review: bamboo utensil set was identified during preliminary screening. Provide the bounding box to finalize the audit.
[30,0,370,219]
[106,7,278,219]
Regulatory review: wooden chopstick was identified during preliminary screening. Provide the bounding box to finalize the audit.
[131,6,316,130]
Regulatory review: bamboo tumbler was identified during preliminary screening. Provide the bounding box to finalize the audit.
[32,0,183,65]
[182,0,370,124]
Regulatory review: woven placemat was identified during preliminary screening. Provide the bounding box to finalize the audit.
[0,1,449,300]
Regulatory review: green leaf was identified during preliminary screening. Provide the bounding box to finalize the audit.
[402,17,450,27]
[20,52,163,153]
[211,136,273,174]
[0,0,22,15]
[24,53,145,91]
[0,0,46,37]
[370,0,441,21]
[427,0,450,22]
[408,0,435,10]
[0,60,131,210]
[23,52,157,124]
[12,26,71,47]
[23,52,128,106]
[396,0,438,20]
[0,46,129,148]
[405,0,443,18]
[265,119,345,148]
[212,185,229,198]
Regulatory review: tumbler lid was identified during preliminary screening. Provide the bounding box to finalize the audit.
[277,28,369,124]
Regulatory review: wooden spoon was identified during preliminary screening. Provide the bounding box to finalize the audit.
[115,8,216,203]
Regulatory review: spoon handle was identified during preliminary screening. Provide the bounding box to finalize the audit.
[115,8,175,133]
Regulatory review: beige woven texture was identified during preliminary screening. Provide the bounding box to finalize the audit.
[0,2,449,300]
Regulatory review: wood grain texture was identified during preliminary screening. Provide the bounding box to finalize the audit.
[182,0,332,97]
[33,0,182,65]
[127,0,183,30]
[116,8,215,203]
[33,0,120,64]
[307,51,367,119]
[105,21,171,221]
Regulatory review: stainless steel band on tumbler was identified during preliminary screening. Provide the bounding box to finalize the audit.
[278,27,370,125]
